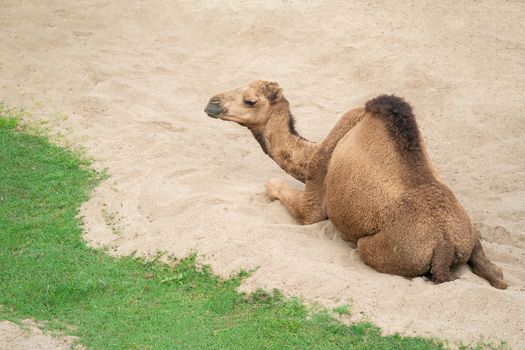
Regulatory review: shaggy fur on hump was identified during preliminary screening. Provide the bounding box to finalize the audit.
[365,95,422,158]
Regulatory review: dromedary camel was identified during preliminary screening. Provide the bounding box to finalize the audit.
[204,80,507,289]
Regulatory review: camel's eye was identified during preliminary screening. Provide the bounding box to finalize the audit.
[244,99,257,107]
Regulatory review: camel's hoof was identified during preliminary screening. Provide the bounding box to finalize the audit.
[266,178,285,200]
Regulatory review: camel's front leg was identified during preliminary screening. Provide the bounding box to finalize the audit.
[266,178,327,225]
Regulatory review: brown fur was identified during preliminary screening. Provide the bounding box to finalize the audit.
[205,80,508,289]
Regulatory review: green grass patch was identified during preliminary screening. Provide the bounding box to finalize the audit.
[0,102,21,129]
[0,108,444,349]
[332,304,351,316]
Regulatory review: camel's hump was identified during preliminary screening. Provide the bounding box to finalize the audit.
[365,95,420,155]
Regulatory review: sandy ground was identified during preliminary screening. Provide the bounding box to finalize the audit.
[1,0,524,348]
[0,320,80,350]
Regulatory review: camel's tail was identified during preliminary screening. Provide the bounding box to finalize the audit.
[468,239,508,289]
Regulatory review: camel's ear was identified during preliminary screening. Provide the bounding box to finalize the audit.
[266,82,283,104]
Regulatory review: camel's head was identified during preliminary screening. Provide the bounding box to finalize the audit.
[204,80,283,127]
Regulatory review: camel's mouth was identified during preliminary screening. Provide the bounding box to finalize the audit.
[204,101,226,119]
[205,111,223,119]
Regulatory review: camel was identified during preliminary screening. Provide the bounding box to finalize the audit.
[204,80,507,289]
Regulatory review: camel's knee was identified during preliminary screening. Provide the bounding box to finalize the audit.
[265,178,326,225]
[288,194,326,225]
[357,235,388,272]
[266,178,286,201]
[357,233,432,277]
[299,210,327,225]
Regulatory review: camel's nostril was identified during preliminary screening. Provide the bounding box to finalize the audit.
[210,96,221,104]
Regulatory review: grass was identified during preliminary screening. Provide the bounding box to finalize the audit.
[0,107,447,349]
[332,304,351,316]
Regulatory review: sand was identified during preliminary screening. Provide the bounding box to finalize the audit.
[0,320,81,350]
[1,0,524,348]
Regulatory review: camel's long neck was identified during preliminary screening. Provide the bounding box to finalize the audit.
[249,100,318,183]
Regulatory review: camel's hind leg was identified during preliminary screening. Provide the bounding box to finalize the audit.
[357,228,435,278]
[265,142,329,224]
[429,237,456,284]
